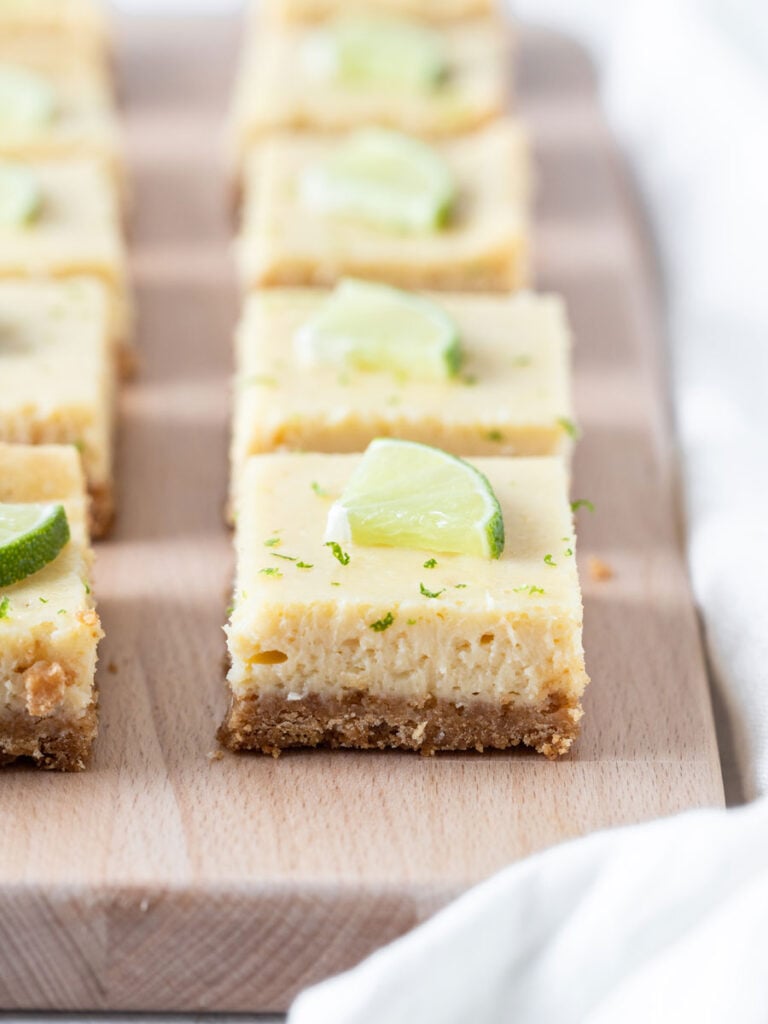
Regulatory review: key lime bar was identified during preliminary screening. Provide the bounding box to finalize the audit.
[229,18,508,167]
[0,444,102,771]
[238,121,530,292]
[221,454,588,758]
[0,158,129,346]
[0,44,121,187]
[231,288,573,494]
[0,279,116,536]
[265,0,497,24]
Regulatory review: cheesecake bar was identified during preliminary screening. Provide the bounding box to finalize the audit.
[231,289,573,494]
[229,19,508,167]
[0,158,129,344]
[221,454,589,758]
[0,443,102,771]
[0,43,121,186]
[264,0,498,24]
[0,0,109,61]
[238,121,530,292]
[0,279,116,536]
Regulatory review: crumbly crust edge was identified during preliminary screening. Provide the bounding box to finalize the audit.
[218,689,583,760]
[249,249,531,294]
[0,696,98,772]
[89,480,115,538]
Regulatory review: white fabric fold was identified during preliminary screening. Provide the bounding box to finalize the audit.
[290,800,768,1023]
[288,1,768,1019]
[596,0,768,799]
[518,0,768,800]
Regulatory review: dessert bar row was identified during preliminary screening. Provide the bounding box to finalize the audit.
[229,0,528,291]
[0,0,129,540]
[0,0,590,771]
[220,2,590,760]
[0,1,128,769]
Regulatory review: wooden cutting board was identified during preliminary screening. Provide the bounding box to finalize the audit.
[0,15,724,1014]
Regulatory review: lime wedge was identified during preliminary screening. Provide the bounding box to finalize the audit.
[325,439,504,559]
[301,129,457,232]
[0,503,70,587]
[0,63,56,130]
[303,16,448,92]
[0,163,43,226]
[295,279,461,379]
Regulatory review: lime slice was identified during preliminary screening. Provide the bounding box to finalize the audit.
[0,63,56,130]
[303,16,448,92]
[301,128,457,232]
[295,279,461,379]
[0,163,43,226]
[325,439,504,559]
[0,503,70,588]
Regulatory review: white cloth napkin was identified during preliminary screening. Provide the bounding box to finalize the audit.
[290,799,768,1023]
[523,0,768,803]
[289,1,768,1019]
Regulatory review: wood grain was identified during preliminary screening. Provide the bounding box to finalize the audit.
[0,16,724,1014]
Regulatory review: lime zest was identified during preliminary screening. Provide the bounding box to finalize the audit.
[419,583,445,599]
[0,596,9,619]
[370,611,395,632]
[0,503,70,587]
[326,541,351,566]
[245,374,278,388]
[558,417,580,440]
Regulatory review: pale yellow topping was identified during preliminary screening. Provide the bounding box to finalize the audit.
[227,454,586,706]
[0,158,124,286]
[231,290,572,487]
[0,0,107,37]
[230,17,507,156]
[0,278,113,487]
[238,120,530,292]
[0,51,118,172]
[233,454,579,612]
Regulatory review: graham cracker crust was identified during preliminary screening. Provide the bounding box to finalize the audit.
[118,340,139,380]
[254,254,530,294]
[0,697,98,772]
[218,689,582,759]
[89,481,115,539]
